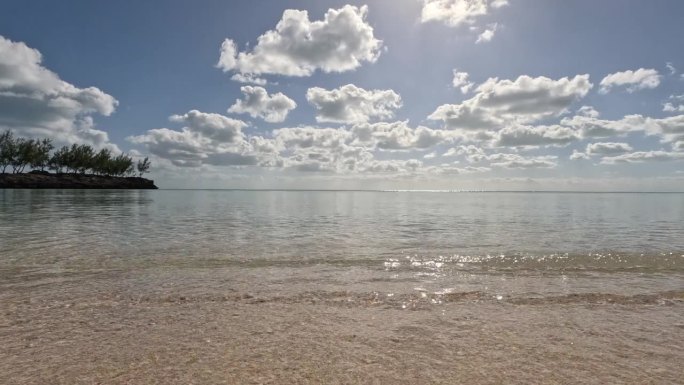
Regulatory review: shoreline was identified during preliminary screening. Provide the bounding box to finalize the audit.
[0,172,157,189]
[2,267,682,384]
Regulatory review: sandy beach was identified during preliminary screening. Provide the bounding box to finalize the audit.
[2,268,683,385]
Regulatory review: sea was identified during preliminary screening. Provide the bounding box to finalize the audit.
[1,190,683,384]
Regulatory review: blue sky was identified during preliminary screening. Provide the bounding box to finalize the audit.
[1,0,683,190]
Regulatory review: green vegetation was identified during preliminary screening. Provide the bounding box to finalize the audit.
[0,130,149,177]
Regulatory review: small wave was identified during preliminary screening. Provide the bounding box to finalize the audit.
[383,252,684,274]
[104,289,684,310]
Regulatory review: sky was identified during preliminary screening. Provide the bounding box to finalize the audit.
[1,0,683,190]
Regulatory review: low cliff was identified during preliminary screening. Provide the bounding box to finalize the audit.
[0,172,158,189]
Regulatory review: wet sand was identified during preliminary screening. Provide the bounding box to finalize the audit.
[2,270,683,385]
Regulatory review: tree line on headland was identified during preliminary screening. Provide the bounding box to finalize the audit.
[0,130,150,177]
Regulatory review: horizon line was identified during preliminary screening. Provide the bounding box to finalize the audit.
[155,189,684,194]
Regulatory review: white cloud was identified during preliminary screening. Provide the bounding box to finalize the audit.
[663,95,684,113]
[644,114,684,144]
[306,84,402,124]
[495,124,580,147]
[601,151,684,164]
[429,74,593,130]
[352,121,457,150]
[169,110,247,143]
[585,142,633,156]
[560,114,643,138]
[476,23,498,43]
[577,105,600,118]
[666,62,676,75]
[673,141,684,151]
[216,5,382,77]
[271,126,374,173]
[263,121,465,173]
[128,110,278,168]
[421,0,508,27]
[562,113,684,145]
[444,145,488,162]
[452,69,474,93]
[230,73,267,86]
[487,153,558,169]
[274,126,351,150]
[570,150,590,160]
[663,103,684,113]
[442,145,557,168]
[425,164,491,175]
[360,159,424,174]
[599,68,661,94]
[227,86,296,123]
[0,35,119,150]
[570,142,634,160]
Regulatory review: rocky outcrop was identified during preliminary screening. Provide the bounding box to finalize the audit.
[0,172,158,189]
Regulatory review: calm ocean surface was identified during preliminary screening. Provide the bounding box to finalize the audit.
[2,190,683,384]
[2,190,684,293]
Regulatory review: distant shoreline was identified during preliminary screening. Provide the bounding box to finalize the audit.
[0,171,157,189]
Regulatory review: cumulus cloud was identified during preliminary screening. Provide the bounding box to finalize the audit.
[0,35,119,149]
[216,5,382,77]
[359,159,425,174]
[585,142,633,156]
[643,114,684,144]
[570,150,590,160]
[443,145,488,162]
[421,0,508,27]
[673,141,684,151]
[429,74,593,130]
[476,23,498,43]
[169,110,247,143]
[663,103,684,113]
[425,164,491,175]
[599,68,661,94]
[601,151,684,164]
[274,126,350,150]
[487,153,558,169]
[494,124,580,147]
[306,84,402,124]
[441,145,557,168]
[663,94,684,113]
[577,105,600,118]
[271,126,370,173]
[129,111,683,175]
[666,62,676,75]
[559,114,644,138]
[569,141,637,161]
[128,110,277,168]
[227,86,296,123]
[560,113,684,145]
[352,121,457,150]
[261,120,467,173]
[452,69,474,93]
[230,73,267,86]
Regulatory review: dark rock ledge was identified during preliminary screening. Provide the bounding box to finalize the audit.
[0,171,158,189]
